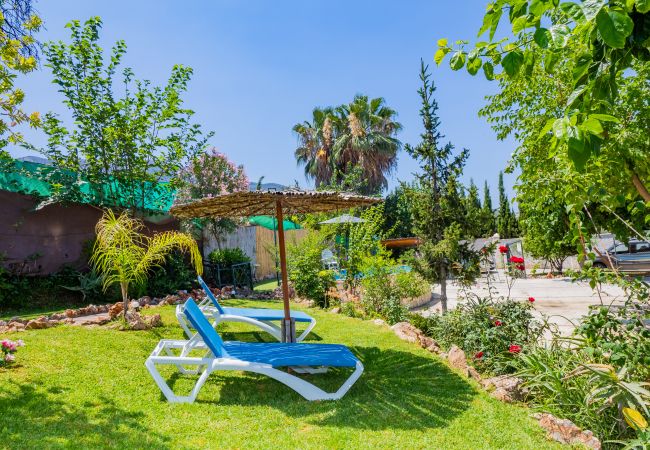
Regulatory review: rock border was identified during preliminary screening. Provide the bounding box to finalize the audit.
[388,321,601,450]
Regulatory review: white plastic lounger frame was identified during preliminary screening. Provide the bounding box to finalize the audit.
[145,335,364,403]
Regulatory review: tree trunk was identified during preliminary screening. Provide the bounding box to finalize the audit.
[439,265,448,313]
[632,171,650,202]
[121,282,129,318]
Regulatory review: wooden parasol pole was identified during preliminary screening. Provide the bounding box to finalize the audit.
[275,199,295,342]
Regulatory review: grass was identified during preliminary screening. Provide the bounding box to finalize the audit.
[0,299,562,449]
[254,278,279,291]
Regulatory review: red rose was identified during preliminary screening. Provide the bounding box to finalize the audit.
[516,264,525,271]
[498,245,508,254]
[474,351,484,359]
[494,320,503,327]
[528,297,535,303]
[508,344,522,354]
[509,256,524,264]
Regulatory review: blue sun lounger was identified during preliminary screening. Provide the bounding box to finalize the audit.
[176,276,316,342]
[147,299,364,403]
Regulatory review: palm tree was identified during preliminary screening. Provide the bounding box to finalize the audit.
[332,95,402,194]
[90,210,203,315]
[293,107,336,188]
[293,96,402,195]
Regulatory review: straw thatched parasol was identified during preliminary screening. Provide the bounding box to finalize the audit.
[170,190,381,342]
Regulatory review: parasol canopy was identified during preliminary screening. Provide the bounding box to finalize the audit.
[319,214,366,224]
[171,190,380,342]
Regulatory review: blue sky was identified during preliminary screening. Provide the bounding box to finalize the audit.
[11,0,517,200]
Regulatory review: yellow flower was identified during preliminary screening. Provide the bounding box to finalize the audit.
[623,407,648,431]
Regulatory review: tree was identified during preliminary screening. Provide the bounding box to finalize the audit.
[496,172,520,238]
[481,180,496,236]
[90,210,202,316]
[406,61,470,313]
[176,148,249,247]
[36,17,211,211]
[464,179,483,238]
[435,1,650,201]
[293,95,402,195]
[0,0,41,163]
[478,32,649,252]
[382,182,417,239]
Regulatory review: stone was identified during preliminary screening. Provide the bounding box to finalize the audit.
[372,318,387,326]
[65,309,77,318]
[390,322,423,344]
[108,302,124,319]
[447,345,469,376]
[9,322,26,332]
[418,335,441,353]
[144,314,162,328]
[468,366,482,382]
[50,313,66,321]
[533,413,601,449]
[25,316,51,330]
[482,375,524,403]
[0,320,6,327]
[129,301,140,310]
[330,307,341,314]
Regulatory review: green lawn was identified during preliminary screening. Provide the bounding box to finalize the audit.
[254,279,279,291]
[0,299,561,449]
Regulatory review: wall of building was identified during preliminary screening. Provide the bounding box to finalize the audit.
[0,191,177,275]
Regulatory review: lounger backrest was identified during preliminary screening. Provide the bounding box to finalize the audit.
[184,299,226,357]
[197,275,224,314]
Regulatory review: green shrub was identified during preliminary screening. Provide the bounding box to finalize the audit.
[358,251,415,324]
[287,231,335,307]
[414,296,548,375]
[208,247,250,267]
[144,251,197,298]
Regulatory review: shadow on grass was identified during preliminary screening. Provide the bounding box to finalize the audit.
[163,346,477,431]
[1,382,170,448]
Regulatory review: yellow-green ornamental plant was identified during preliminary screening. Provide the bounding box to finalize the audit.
[91,210,202,315]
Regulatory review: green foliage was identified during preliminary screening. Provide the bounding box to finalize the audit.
[35,17,211,211]
[0,1,42,162]
[90,210,202,311]
[496,172,520,238]
[381,182,417,239]
[207,248,251,267]
[415,296,547,375]
[346,204,387,285]
[287,231,335,307]
[464,179,484,238]
[60,269,104,302]
[405,61,475,312]
[144,251,197,298]
[358,250,422,324]
[436,0,650,173]
[293,95,402,195]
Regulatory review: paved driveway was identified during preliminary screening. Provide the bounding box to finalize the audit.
[416,273,636,336]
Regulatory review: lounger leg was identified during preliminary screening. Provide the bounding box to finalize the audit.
[145,357,213,404]
[296,318,317,342]
[244,361,364,401]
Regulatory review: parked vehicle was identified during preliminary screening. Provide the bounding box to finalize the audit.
[593,239,650,273]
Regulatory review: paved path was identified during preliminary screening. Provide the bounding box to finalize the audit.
[415,273,632,336]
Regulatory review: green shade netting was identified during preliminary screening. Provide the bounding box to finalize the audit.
[248,215,301,231]
[0,160,175,213]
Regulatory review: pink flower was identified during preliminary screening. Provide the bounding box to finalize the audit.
[1,340,8,349]
[474,351,484,359]
[4,353,15,363]
[508,344,522,354]
[494,320,503,327]
[528,297,535,303]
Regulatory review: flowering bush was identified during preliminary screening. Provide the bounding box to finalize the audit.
[411,296,548,375]
[1,339,24,366]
